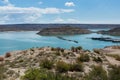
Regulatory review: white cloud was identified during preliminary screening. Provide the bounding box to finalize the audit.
[54,18,80,23]
[0,0,75,24]
[65,2,75,7]
[2,0,14,6]
[0,6,74,23]
[0,15,10,24]
[0,6,74,14]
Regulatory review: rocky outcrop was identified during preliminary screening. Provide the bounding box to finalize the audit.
[37,26,92,36]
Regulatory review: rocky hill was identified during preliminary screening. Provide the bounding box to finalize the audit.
[98,27,120,36]
[0,46,120,80]
[37,26,92,35]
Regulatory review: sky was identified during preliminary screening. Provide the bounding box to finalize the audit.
[0,0,120,24]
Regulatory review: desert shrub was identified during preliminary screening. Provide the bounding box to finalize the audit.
[56,61,70,73]
[0,57,4,61]
[5,52,11,58]
[84,66,108,80]
[19,59,24,63]
[60,48,64,53]
[21,68,76,80]
[40,59,54,69]
[69,63,84,72]
[93,57,103,63]
[77,54,90,62]
[76,46,82,50]
[109,66,120,80]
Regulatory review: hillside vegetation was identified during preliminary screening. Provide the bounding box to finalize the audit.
[0,46,120,80]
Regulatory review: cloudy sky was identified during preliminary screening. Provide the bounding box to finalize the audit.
[0,0,120,24]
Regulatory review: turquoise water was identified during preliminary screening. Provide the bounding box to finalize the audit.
[0,31,119,55]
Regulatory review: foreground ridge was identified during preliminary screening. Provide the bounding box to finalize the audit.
[0,46,120,80]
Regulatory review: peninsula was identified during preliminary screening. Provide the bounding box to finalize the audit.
[98,27,120,36]
[37,26,92,36]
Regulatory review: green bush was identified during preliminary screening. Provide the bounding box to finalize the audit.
[77,54,90,62]
[76,46,82,50]
[84,66,108,80]
[69,63,84,72]
[40,59,54,69]
[21,68,76,80]
[56,61,70,73]
[109,66,120,80]
[21,68,47,80]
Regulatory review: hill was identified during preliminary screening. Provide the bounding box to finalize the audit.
[0,46,120,80]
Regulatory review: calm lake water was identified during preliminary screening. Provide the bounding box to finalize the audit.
[0,30,120,55]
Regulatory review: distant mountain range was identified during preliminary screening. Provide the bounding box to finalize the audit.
[0,24,120,31]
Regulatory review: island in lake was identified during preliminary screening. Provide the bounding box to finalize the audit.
[37,26,92,36]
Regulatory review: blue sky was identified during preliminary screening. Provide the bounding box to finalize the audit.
[0,0,120,24]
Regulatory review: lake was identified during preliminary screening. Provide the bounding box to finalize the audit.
[0,30,120,55]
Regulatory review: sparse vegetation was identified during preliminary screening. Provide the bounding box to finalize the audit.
[21,68,76,80]
[84,66,108,80]
[0,46,119,80]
